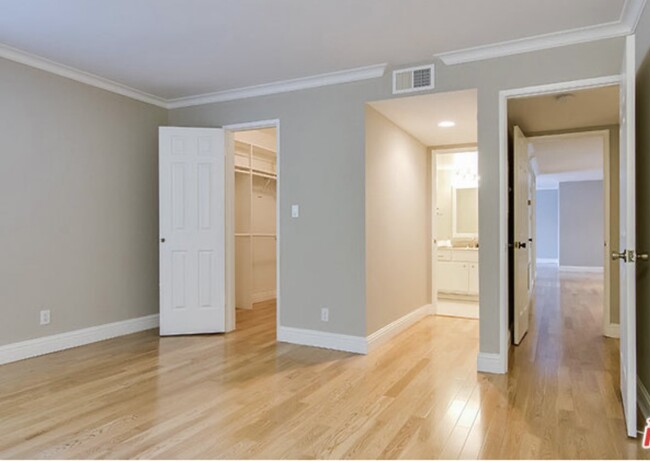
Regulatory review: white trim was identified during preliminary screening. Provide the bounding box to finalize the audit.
[622,0,648,32]
[638,377,650,420]
[367,304,432,352]
[0,315,159,366]
[436,0,648,66]
[251,290,276,303]
[559,265,604,273]
[605,323,621,338]
[0,42,168,108]
[224,119,282,338]
[497,75,620,377]
[0,42,386,109]
[277,326,367,354]
[437,22,628,65]
[167,64,387,109]
[536,258,559,265]
[436,299,479,319]
[477,352,507,374]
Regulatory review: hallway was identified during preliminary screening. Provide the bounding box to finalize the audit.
[0,269,646,458]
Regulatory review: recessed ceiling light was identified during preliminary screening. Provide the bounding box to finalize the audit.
[438,121,456,128]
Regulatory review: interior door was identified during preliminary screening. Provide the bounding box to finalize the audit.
[159,127,226,335]
[513,126,531,345]
[615,34,637,438]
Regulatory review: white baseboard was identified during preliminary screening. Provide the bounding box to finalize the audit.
[251,290,276,303]
[277,326,367,354]
[477,351,507,374]
[537,258,559,265]
[0,314,159,366]
[560,265,604,273]
[639,377,650,420]
[604,323,620,338]
[367,304,432,352]
[436,299,479,319]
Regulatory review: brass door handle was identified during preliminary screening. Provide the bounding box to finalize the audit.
[638,252,649,262]
[612,251,628,262]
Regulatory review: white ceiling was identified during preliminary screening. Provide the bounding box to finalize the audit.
[0,0,627,100]
[529,134,604,189]
[509,85,620,133]
[368,89,477,146]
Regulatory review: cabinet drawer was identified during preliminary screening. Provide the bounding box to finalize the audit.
[452,250,478,263]
[437,249,452,261]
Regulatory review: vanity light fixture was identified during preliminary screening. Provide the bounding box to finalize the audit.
[438,120,456,128]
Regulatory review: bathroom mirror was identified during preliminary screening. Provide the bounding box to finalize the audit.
[452,186,478,237]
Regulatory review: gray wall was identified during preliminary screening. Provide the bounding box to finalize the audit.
[365,106,430,335]
[0,57,167,346]
[536,189,559,260]
[169,37,623,353]
[636,0,650,406]
[559,180,604,267]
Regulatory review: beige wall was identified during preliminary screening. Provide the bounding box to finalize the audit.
[636,1,650,402]
[365,106,430,335]
[0,57,168,346]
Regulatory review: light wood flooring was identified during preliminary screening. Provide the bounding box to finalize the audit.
[0,266,648,459]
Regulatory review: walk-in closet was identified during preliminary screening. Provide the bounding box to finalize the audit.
[234,128,277,310]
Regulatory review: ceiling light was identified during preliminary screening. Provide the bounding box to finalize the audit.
[438,121,456,128]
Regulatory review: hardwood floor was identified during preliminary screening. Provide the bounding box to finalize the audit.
[0,267,648,459]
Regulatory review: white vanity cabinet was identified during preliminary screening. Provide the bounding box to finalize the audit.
[437,248,479,297]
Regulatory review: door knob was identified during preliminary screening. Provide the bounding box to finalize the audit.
[638,252,649,262]
[514,241,527,249]
[612,250,627,261]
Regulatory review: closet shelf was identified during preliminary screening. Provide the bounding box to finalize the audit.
[234,166,277,180]
[235,233,277,238]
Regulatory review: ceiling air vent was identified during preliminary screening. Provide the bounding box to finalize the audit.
[392,64,435,94]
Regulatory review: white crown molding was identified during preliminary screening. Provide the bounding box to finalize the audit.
[166,63,387,109]
[437,0,647,66]
[0,41,386,110]
[0,314,159,365]
[0,43,168,108]
[437,21,629,65]
[621,0,648,32]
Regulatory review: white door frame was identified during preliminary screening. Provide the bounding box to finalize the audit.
[497,75,620,373]
[223,119,281,336]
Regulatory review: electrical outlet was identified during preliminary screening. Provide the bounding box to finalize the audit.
[321,308,329,322]
[40,309,51,326]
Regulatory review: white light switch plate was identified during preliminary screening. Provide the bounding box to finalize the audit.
[291,204,300,218]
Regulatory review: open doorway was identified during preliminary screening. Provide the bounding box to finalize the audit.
[364,88,479,348]
[502,78,643,437]
[226,122,279,337]
[507,85,619,343]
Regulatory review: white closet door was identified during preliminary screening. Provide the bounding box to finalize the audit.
[159,127,226,335]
